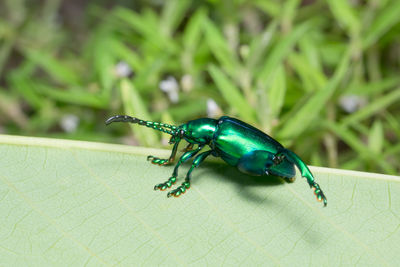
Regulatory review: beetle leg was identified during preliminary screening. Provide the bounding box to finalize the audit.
[269,153,296,183]
[237,150,276,176]
[148,140,180,166]
[181,143,194,152]
[154,146,203,192]
[272,153,285,165]
[167,150,213,198]
[276,148,327,206]
[284,176,296,183]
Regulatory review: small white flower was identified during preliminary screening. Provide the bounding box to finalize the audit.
[159,76,179,103]
[114,61,132,78]
[60,114,79,133]
[207,98,222,118]
[339,95,367,113]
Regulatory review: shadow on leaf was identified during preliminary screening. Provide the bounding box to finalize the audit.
[198,161,285,203]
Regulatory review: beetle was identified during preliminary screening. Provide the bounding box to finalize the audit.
[106,115,327,206]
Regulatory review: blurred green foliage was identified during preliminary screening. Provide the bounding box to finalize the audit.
[0,0,399,174]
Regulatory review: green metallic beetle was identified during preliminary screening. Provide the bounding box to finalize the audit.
[106,115,327,206]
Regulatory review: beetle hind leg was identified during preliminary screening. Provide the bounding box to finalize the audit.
[275,148,327,206]
[267,156,296,182]
[284,176,296,183]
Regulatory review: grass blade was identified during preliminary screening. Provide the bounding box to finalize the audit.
[256,21,311,87]
[327,0,360,35]
[368,120,383,154]
[267,64,286,121]
[208,64,256,123]
[24,49,80,85]
[363,0,400,48]
[160,0,191,36]
[324,121,396,174]
[203,18,240,78]
[278,48,351,139]
[120,79,159,146]
[341,88,400,127]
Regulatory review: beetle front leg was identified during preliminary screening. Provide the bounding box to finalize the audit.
[147,140,180,166]
[154,146,203,192]
[167,150,212,198]
[276,148,327,206]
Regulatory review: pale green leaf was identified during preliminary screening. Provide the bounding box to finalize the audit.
[0,135,399,266]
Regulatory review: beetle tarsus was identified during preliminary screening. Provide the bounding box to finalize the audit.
[154,176,177,191]
[147,155,171,165]
[311,182,327,207]
[167,181,190,198]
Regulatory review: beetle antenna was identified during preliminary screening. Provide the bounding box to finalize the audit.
[106,115,177,135]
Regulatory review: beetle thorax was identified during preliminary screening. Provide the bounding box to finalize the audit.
[181,118,218,145]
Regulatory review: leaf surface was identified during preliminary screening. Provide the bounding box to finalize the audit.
[0,135,399,266]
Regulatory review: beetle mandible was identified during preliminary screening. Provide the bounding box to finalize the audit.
[106,115,327,206]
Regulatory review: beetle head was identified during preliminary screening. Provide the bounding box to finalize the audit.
[168,128,186,144]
